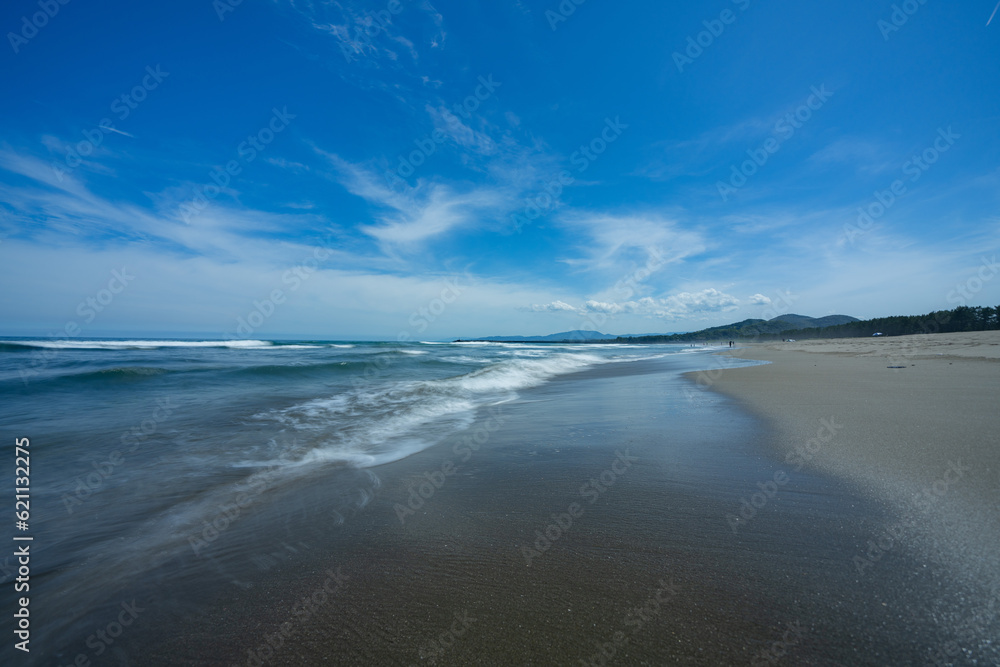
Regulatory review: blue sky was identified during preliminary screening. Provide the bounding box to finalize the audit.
[2,0,998,339]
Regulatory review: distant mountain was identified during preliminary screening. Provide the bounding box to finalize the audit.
[475,330,617,342]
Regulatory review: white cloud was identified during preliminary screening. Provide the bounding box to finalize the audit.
[362,186,502,245]
[531,300,577,313]
[280,0,445,66]
[749,293,771,305]
[532,288,741,320]
[559,212,706,273]
[426,105,497,155]
[0,146,397,274]
[581,300,628,314]
[0,237,572,339]
[319,152,506,247]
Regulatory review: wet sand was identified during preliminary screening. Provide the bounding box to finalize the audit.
[117,353,999,666]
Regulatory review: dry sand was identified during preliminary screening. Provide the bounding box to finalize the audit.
[697,330,1000,597]
[767,330,1000,360]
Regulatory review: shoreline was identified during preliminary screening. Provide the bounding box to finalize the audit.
[23,345,999,664]
[692,331,1000,659]
[121,351,986,665]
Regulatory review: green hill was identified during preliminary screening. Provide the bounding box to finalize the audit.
[616,306,999,343]
[615,314,859,343]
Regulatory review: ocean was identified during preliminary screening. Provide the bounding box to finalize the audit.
[2,338,752,663]
[3,338,967,665]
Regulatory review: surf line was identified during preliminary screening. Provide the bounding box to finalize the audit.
[726,416,843,534]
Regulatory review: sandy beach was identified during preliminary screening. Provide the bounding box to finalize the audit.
[701,331,1000,532]
[696,331,1000,660]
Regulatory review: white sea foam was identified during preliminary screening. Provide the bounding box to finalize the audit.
[441,355,494,364]
[9,339,275,350]
[257,352,605,468]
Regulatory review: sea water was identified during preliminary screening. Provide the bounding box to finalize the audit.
[1,337,739,662]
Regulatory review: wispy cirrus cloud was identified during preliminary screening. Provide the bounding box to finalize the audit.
[317,150,507,247]
[808,136,896,175]
[425,104,497,155]
[279,0,445,67]
[637,116,774,181]
[0,146,368,269]
[558,212,706,272]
